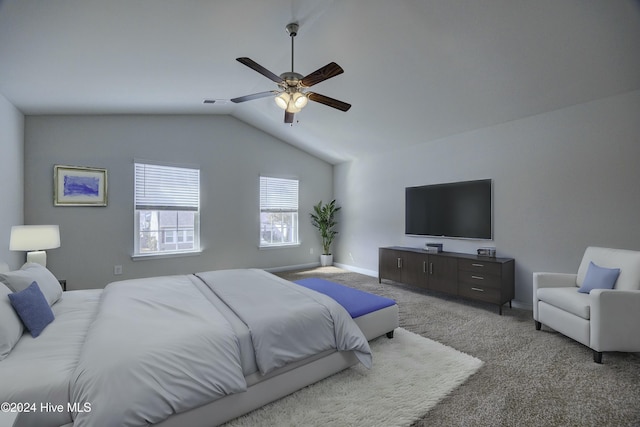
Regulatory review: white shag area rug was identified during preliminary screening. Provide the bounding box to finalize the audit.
[224,328,483,427]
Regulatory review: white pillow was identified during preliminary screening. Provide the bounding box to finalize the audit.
[0,282,24,360]
[0,263,63,306]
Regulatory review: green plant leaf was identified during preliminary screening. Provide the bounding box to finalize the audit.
[309,199,341,255]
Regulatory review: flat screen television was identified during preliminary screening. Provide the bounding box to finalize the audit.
[405,179,492,240]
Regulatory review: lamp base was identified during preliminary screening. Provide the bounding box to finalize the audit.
[26,251,47,267]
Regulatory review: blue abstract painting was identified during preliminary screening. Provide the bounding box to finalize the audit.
[63,175,100,197]
[55,165,107,206]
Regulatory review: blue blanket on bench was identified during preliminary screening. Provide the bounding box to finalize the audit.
[294,278,396,318]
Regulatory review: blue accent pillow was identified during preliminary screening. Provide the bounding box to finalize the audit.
[8,281,55,337]
[577,261,621,294]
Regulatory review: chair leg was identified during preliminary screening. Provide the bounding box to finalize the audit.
[593,350,603,364]
[535,321,541,330]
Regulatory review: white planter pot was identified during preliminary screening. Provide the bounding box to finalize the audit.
[320,254,333,266]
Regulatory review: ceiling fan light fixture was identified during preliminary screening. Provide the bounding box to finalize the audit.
[275,92,290,109]
[285,98,302,113]
[292,92,308,109]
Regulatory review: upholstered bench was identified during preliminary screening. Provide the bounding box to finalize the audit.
[294,278,399,340]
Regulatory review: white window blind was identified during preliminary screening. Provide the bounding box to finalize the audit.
[135,163,200,211]
[259,176,299,247]
[260,176,299,213]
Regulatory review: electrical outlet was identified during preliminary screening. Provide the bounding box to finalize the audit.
[310,247,314,255]
[114,265,123,275]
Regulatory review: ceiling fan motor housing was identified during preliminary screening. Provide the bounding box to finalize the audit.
[279,71,304,88]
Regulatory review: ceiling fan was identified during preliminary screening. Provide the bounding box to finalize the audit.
[210,22,351,124]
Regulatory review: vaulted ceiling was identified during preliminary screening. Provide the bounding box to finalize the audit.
[1,0,639,164]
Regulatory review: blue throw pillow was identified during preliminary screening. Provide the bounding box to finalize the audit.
[577,261,621,294]
[8,281,55,337]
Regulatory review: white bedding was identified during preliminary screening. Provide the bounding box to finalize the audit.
[0,290,101,427]
[196,269,372,374]
[1,269,372,427]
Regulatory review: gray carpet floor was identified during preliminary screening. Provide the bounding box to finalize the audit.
[276,266,640,427]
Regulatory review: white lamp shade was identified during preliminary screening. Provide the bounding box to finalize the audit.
[293,92,308,109]
[275,93,290,110]
[9,225,61,251]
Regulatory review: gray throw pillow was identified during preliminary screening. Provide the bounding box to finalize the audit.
[0,263,62,306]
[0,283,24,360]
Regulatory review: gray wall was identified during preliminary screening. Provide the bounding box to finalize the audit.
[0,94,24,269]
[24,115,333,289]
[334,90,640,307]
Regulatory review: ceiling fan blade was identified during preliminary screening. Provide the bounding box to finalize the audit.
[284,111,295,124]
[236,57,284,84]
[230,90,279,103]
[300,62,344,88]
[307,92,351,112]
[202,99,216,104]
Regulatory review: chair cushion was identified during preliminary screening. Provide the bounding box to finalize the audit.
[577,247,640,291]
[577,262,620,294]
[537,287,591,320]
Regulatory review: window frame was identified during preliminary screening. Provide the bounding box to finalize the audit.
[259,175,300,249]
[133,161,201,259]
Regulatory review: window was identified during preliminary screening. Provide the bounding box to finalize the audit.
[134,162,200,257]
[260,176,299,247]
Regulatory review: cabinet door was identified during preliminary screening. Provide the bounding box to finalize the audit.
[402,251,428,289]
[379,249,404,282]
[379,249,426,288]
[427,255,458,294]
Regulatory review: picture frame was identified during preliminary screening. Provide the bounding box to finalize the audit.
[54,165,108,206]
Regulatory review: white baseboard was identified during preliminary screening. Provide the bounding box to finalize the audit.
[510,300,532,311]
[333,262,378,278]
[265,262,320,273]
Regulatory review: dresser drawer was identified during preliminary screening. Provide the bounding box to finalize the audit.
[458,270,502,289]
[458,259,502,276]
[458,282,501,303]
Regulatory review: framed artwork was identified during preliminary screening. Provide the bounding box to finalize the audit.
[54,165,108,206]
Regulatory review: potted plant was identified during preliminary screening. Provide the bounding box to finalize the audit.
[310,199,341,266]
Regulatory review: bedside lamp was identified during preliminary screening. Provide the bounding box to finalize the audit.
[9,225,61,267]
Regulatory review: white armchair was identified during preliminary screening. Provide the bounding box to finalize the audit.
[533,246,640,363]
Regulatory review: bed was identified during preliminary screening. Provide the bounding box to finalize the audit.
[0,263,398,427]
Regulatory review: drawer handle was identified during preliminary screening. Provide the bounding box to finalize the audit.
[397,258,402,269]
[471,275,484,280]
[471,287,485,292]
[472,263,484,267]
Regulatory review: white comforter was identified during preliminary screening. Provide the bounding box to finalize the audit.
[70,274,247,427]
[68,269,371,426]
[196,269,372,374]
